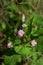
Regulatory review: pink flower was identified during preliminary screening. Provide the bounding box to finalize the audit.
[30,40,37,46]
[7,42,13,48]
[18,30,24,37]
[22,23,27,27]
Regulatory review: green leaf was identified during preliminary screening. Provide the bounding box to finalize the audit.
[15,39,21,44]
[31,26,38,34]
[4,55,22,65]
[24,43,30,47]
[14,45,22,53]
[1,21,7,30]
[20,47,31,55]
[14,45,31,55]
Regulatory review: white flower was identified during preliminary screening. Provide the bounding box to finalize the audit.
[22,14,25,22]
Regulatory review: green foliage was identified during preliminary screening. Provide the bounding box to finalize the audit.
[20,47,31,55]
[6,3,19,13]
[0,0,43,65]
[36,57,43,65]
[4,55,22,65]
[14,45,31,55]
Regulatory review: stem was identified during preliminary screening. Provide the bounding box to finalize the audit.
[30,17,33,40]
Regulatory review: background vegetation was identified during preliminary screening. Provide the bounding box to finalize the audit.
[0,0,43,65]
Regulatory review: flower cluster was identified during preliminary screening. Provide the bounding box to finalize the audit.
[7,15,37,48]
